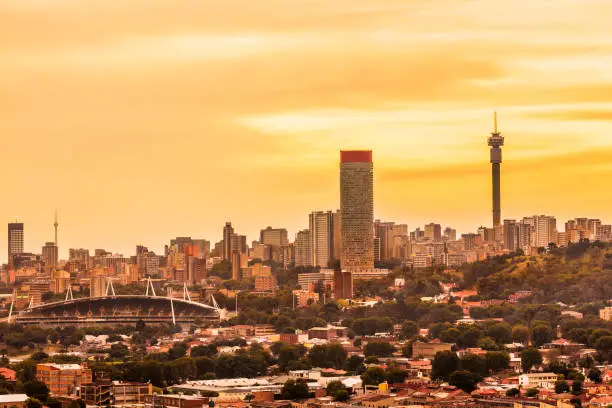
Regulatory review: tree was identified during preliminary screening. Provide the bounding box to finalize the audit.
[45,398,61,408]
[308,344,347,369]
[477,336,499,351]
[30,352,49,362]
[23,380,49,403]
[459,354,487,376]
[401,342,412,358]
[280,379,310,400]
[571,380,583,395]
[168,342,188,359]
[487,323,512,344]
[344,355,365,374]
[364,342,395,357]
[26,399,42,408]
[400,321,418,339]
[512,325,529,343]
[526,388,539,397]
[449,370,480,393]
[555,380,570,394]
[532,325,552,347]
[506,388,520,397]
[595,336,612,361]
[278,345,304,372]
[431,351,459,381]
[190,344,218,358]
[485,351,510,373]
[326,381,349,402]
[361,366,386,386]
[386,368,408,384]
[587,368,602,383]
[520,348,542,372]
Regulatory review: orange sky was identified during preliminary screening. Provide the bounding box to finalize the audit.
[1,0,612,260]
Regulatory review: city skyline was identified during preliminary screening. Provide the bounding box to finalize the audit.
[2,1,612,259]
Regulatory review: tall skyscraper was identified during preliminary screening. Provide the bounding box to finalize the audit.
[295,229,312,267]
[222,222,234,260]
[42,242,59,269]
[488,112,504,227]
[340,150,374,272]
[8,222,24,266]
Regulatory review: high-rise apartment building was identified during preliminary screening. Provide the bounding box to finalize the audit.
[523,215,557,248]
[462,233,480,250]
[503,220,518,251]
[375,220,395,261]
[295,229,312,267]
[443,227,457,241]
[309,211,335,267]
[332,210,341,264]
[410,228,425,242]
[8,222,24,266]
[340,150,374,272]
[42,242,59,269]
[222,222,234,260]
[260,227,289,248]
[231,234,247,255]
[90,274,107,298]
[424,223,442,242]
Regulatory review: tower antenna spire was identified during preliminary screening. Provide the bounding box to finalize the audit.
[494,110,498,134]
[54,208,59,246]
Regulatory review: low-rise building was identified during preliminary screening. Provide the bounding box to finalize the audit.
[0,394,28,408]
[82,381,152,407]
[600,306,612,321]
[518,373,558,389]
[144,394,209,408]
[36,363,93,397]
[412,341,454,359]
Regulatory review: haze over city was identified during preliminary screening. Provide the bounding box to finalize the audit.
[2,0,612,258]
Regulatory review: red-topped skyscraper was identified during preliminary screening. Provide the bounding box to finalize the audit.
[488,112,504,228]
[340,150,374,273]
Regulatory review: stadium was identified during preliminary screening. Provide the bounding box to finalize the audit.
[10,294,223,327]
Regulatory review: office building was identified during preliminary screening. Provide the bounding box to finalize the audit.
[8,222,24,266]
[259,227,289,248]
[231,234,247,255]
[375,220,395,260]
[340,150,374,272]
[309,211,335,267]
[231,250,242,280]
[503,220,518,251]
[443,227,457,241]
[222,222,234,260]
[42,242,59,269]
[294,229,312,267]
[424,223,442,242]
[334,269,353,299]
